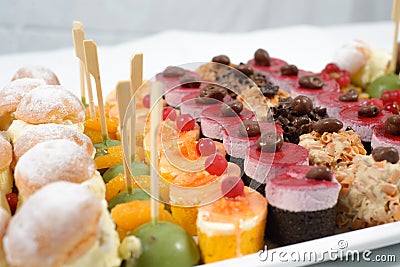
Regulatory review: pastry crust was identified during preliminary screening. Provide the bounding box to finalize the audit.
[14,139,95,199]
[3,182,101,267]
[11,66,60,85]
[0,135,12,170]
[14,85,85,124]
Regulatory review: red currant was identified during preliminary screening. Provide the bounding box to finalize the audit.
[176,114,195,132]
[381,90,400,105]
[323,63,341,74]
[384,102,400,114]
[6,193,18,215]
[367,98,383,112]
[336,70,351,87]
[142,94,150,108]
[221,176,244,199]
[205,154,228,176]
[196,138,216,157]
[162,106,176,121]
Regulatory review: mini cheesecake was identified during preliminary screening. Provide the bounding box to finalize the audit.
[164,77,202,108]
[315,90,364,118]
[247,59,287,77]
[179,85,231,120]
[197,186,267,263]
[200,104,255,140]
[269,68,314,93]
[371,115,400,154]
[244,142,309,195]
[155,66,200,93]
[290,75,340,102]
[266,165,340,245]
[339,105,391,143]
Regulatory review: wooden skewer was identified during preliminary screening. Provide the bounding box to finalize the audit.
[129,53,143,163]
[116,80,133,193]
[72,21,96,119]
[390,0,400,73]
[150,82,163,225]
[83,40,109,141]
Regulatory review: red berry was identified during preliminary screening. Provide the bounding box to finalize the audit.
[367,98,383,111]
[221,176,244,199]
[323,63,341,74]
[336,70,351,87]
[162,106,176,121]
[143,94,150,108]
[384,102,400,114]
[205,154,228,176]
[196,138,216,157]
[176,114,195,132]
[6,193,18,215]
[381,90,400,105]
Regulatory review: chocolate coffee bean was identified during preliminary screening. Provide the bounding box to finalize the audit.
[256,133,284,152]
[212,55,230,65]
[235,64,254,77]
[293,115,310,127]
[291,95,313,115]
[221,101,243,117]
[384,115,400,136]
[254,48,271,66]
[162,66,185,78]
[339,88,359,102]
[239,120,261,137]
[358,105,380,117]
[312,118,343,134]
[180,75,201,88]
[281,64,298,76]
[306,166,332,181]
[298,75,324,89]
[197,84,227,104]
[372,146,399,164]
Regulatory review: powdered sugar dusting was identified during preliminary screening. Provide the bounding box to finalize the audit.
[3,181,101,267]
[14,123,94,161]
[15,85,85,124]
[12,66,60,85]
[14,139,95,198]
[0,78,46,116]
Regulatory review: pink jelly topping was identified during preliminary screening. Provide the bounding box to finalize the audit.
[224,122,283,140]
[270,165,338,189]
[374,124,400,142]
[201,105,255,126]
[247,58,288,74]
[339,106,390,125]
[180,92,231,110]
[248,142,308,165]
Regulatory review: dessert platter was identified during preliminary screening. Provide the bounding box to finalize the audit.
[1,15,400,267]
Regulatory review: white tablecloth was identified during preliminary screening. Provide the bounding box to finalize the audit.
[0,21,394,98]
[1,21,399,267]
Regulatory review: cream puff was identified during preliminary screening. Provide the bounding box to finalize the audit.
[8,85,85,143]
[0,206,10,267]
[0,133,12,194]
[3,181,121,267]
[0,78,46,130]
[14,139,104,202]
[13,123,95,166]
[11,65,60,85]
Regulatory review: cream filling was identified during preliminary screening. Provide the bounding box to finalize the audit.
[82,171,106,200]
[64,201,121,267]
[196,209,266,236]
[8,120,84,144]
[0,167,12,194]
